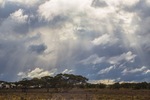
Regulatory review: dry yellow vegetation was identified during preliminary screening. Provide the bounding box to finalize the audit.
[0,89,149,100]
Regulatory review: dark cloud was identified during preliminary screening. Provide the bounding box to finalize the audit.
[29,44,47,54]
[124,0,150,18]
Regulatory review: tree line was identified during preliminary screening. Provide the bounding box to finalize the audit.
[0,73,150,92]
[86,82,150,90]
[0,73,88,92]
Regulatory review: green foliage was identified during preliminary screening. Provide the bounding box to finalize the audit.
[50,74,88,92]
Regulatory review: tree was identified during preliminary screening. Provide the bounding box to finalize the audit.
[98,83,106,89]
[41,76,53,92]
[29,78,41,88]
[111,82,120,89]
[120,83,132,89]
[19,78,29,93]
[51,74,88,92]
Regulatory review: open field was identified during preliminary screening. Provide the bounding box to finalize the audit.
[0,89,149,100]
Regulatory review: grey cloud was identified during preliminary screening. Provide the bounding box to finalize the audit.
[29,44,47,54]
[0,33,48,81]
[0,0,50,34]
[0,40,29,81]
[91,0,108,8]
[124,0,150,18]
[0,2,23,18]
[0,0,150,82]
[121,67,150,82]
[0,9,29,35]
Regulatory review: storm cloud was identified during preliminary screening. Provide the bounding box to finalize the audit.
[0,0,150,82]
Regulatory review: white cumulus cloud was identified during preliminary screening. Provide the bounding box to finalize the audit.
[92,34,119,46]
[38,0,91,21]
[108,51,136,64]
[18,68,56,79]
[62,69,74,74]
[81,54,105,65]
[98,65,115,74]
[122,66,147,75]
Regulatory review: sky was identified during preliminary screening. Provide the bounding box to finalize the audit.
[0,0,150,82]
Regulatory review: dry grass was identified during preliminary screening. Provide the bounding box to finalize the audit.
[0,89,149,100]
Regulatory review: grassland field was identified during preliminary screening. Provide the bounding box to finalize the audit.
[0,88,149,100]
